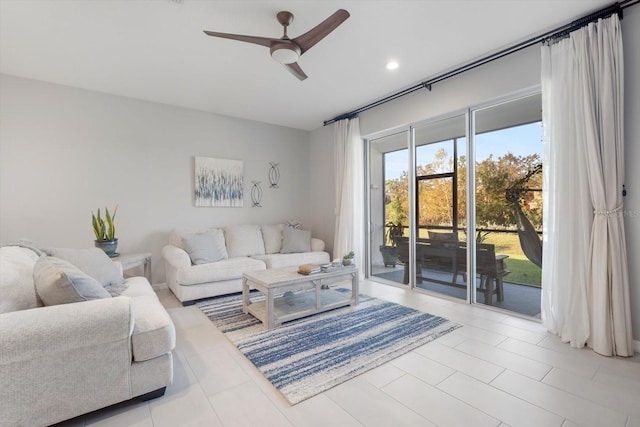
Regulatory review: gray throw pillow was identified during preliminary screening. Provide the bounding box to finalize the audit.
[48,247,124,287]
[280,227,312,254]
[34,256,111,306]
[182,230,228,265]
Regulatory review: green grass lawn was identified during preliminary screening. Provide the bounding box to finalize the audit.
[483,232,541,287]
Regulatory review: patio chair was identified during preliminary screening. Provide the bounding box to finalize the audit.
[452,243,509,305]
[476,243,510,304]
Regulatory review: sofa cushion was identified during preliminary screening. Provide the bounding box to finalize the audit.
[129,296,176,362]
[119,276,159,298]
[261,224,284,254]
[182,229,228,265]
[0,246,41,314]
[48,247,124,287]
[252,252,330,269]
[224,225,265,258]
[280,227,311,254]
[311,238,326,252]
[33,256,112,306]
[103,281,129,297]
[177,257,266,286]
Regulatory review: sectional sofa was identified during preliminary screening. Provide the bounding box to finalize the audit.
[162,224,330,305]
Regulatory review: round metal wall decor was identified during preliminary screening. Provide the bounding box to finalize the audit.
[251,181,262,207]
[269,162,280,188]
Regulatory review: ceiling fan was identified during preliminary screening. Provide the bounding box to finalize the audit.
[203,9,350,81]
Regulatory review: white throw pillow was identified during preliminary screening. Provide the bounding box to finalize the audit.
[280,227,312,254]
[182,229,228,265]
[224,225,266,258]
[34,256,111,306]
[49,247,124,287]
[261,224,284,254]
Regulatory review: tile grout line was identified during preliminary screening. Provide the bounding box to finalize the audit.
[378,373,492,427]
[181,348,232,427]
[491,368,630,427]
[482,369,570,426]
[321,388,368,427]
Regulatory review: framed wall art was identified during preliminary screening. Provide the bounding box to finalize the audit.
[194,156,243,207]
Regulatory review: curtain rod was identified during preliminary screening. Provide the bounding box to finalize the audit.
[323,0,637,127]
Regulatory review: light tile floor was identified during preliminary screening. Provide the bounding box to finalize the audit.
[56,280,640,427]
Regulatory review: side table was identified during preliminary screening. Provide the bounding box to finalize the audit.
[112,252,152,282]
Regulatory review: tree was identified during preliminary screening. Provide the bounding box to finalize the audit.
[475,153,541,230]
[384,150,542,233]
[385,171,408,227]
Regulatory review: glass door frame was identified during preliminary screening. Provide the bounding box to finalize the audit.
[364,109,470,299]
[364,129,411,288]
[468,86,542,307]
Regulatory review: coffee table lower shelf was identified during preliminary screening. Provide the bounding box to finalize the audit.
[245,288,354,326]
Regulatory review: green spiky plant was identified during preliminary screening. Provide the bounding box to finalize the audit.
[384,222,404,247]
[92,205,118,241]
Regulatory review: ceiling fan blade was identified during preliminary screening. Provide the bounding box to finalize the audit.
[203,31,279,48]
[293,9,350,55]
[284,62,308,81]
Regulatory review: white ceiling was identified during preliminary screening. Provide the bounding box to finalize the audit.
[0,0,612,131]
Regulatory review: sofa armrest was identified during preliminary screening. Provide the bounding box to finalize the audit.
[162,244,191,269]
[311,238,325,252]
[0,297,133,365]
[129,296,176,362]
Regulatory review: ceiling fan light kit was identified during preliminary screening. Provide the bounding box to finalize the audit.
[203,9,350,80]
[270,43,300,64]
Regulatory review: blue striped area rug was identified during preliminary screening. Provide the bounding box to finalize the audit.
[197,289,460,404]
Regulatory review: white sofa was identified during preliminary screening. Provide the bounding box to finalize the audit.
[162,224,330,305]
[0,245,175,427]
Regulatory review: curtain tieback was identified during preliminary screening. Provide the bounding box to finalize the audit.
[594,204,623,216]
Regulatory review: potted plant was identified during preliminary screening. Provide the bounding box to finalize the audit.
[92,205,119,257]
[379,222,404,267]
[342,251,355,266]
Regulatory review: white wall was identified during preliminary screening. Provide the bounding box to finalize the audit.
[310,10,640,341]
[622,5,640,345]
[309,124,335,252]
[358,46,541,137]
[0,75,312,284]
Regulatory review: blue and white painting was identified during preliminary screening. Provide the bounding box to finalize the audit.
[194,156,243,207]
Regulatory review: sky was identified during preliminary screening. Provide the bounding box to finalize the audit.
[385,122,542,180]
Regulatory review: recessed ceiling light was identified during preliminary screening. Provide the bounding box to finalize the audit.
[386,61,399,70]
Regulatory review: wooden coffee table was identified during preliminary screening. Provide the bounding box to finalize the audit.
[242,266,359,330]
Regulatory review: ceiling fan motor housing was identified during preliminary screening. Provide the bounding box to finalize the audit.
[270,42,300,64]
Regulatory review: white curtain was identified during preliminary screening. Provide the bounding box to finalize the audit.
[541,14,633,356]
[333,118,364,270]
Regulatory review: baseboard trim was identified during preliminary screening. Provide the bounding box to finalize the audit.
[635,339,640,353]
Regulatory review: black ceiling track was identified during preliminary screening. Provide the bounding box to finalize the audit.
[323,0,638,127]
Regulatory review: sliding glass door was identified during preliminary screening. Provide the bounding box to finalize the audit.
[368,130,409,287]
[365,89,543,318]
[472,93,543,316]
[412,114,467,300]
